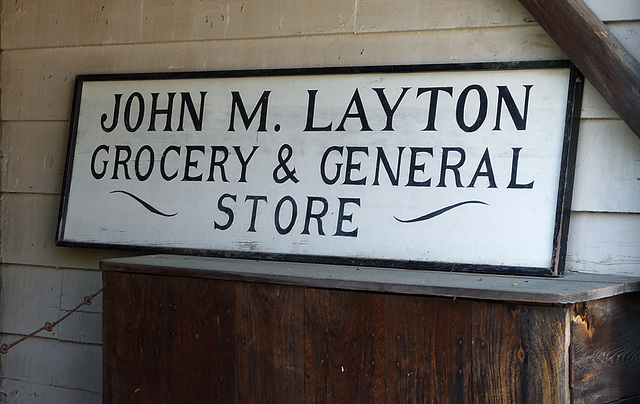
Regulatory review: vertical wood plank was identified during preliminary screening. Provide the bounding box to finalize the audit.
[470,303,525,404]
[383,295,474,404]
[518,304,570,404]
[571,293,640,404]
[304,288,384,403]
[232,282,305,403]
[102,272,305,403]
[103,271,238,403]
[104,270,573,403]
[468,302,569,404]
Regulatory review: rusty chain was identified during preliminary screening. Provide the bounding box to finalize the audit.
[1,288,103,355]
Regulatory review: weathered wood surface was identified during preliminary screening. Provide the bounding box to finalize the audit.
[517,0,640,139]
[0,334,102,398]
[0,26,563,122]
[101,255,640,304]
[572,120,640,214]
[2,0,636,51]
[566,212,640,276]
[571,292,640,404]
[103,272,305,403]
[2,0,639,401]
[0,0,536,49]
[103,270,570,403]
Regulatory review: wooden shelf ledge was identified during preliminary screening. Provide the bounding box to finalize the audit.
[100,254,640,304]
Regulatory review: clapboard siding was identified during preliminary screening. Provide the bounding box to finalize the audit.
[0,25,562,122]
[0,121,68,195]
[1,0,636,51]
[0,0,536,50]
[581,82,619,119]
[0,334,102,396]
[4,26,634,122]
[0,265,103,345]
[585,0,640,22]
[608,21,640,60]
[0,265,63,336]
[566,212,640,275]
[0,379,101,404]
[0,193,130,269]
[572,119,640,213]
[1,0,639,402]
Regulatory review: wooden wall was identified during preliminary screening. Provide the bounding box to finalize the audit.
[0,0,638,402]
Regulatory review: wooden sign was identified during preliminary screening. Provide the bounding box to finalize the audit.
[57,61,583,275]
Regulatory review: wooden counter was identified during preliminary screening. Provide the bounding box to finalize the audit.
[101,255,640,403]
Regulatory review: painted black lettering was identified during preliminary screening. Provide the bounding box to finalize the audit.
[148,92,176,131]
[336,89,372,132]
[134,145,155,181]
[228,91,270,132]
[320,146,343,185]
[245,195,268,232]
[91,145,110,179]
[233,145,259,183]
[417,87,453,131]
[373,87,411,131]
[182,145,205,181]
[207,146,229,182]
[507,147,534,189]
[302,196,329,235]
[437,147,466,187]
[374,146,405,186]
[304,90,333,131]
[493,85,533,131]
[101,94,122,132]
[274,195,297,235]
[468,148,497,188]
[334,197,360,237]
[124,92,145,132]
[111,145,132,180]
[406,147,433,187]
[160,145,180,181]
[456,85,488,132]
[178,91,207,131]
[343,146,369,185]
[214,193,237,230]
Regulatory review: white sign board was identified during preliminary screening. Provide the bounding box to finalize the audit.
[57,62,583,275]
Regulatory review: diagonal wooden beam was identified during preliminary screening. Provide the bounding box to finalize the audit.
[518,0,640,139]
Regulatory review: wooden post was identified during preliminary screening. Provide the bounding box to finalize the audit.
[518,0,640,139]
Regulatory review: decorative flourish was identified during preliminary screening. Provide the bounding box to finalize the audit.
[110,190,178,217]
[394,200,489,223]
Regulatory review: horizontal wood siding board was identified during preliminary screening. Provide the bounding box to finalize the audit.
[584,0,640,22]
[0,193,135,269]
[0,379,101,404]
[517,0,640,139]
[571,120,640,213]
[566,212,640,276]
[1,26,563,122]
[99,255,640,304]
[0,0,535,50]
[2,0,635,50]
[0,334,102,393]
